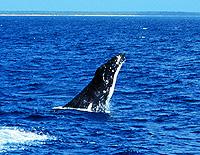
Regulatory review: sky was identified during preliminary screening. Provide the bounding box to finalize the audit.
[0,0,200,12]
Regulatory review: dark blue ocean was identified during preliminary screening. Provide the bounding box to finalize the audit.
[0,16,200,155]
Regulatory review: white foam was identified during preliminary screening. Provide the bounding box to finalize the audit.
[53,106,92,112]
[0,126,52,153]
[53,106,110,113]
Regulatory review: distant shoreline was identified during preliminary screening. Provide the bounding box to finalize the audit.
[0,13,139,17]
[0,14,144,17]
[0,11,200,17]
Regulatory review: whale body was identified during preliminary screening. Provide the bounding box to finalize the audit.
[53,53,125,113]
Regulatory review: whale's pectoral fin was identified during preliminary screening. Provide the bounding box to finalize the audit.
[56,53,125,113]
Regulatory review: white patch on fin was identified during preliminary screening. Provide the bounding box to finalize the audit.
[106,55,124,106]
[116,55,121,64]
[87,102,93,111]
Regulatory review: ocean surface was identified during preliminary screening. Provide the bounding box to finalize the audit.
[0,16,200,155]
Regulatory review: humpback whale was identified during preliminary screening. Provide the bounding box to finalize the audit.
[53,53,125,113]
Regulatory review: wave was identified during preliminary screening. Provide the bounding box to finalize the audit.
[0,126,54,153]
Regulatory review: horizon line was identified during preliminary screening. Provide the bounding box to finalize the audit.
[1,10,200,13]
[0,11,200,17]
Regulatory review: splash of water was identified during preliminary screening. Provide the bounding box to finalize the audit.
[0,126,53,153]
